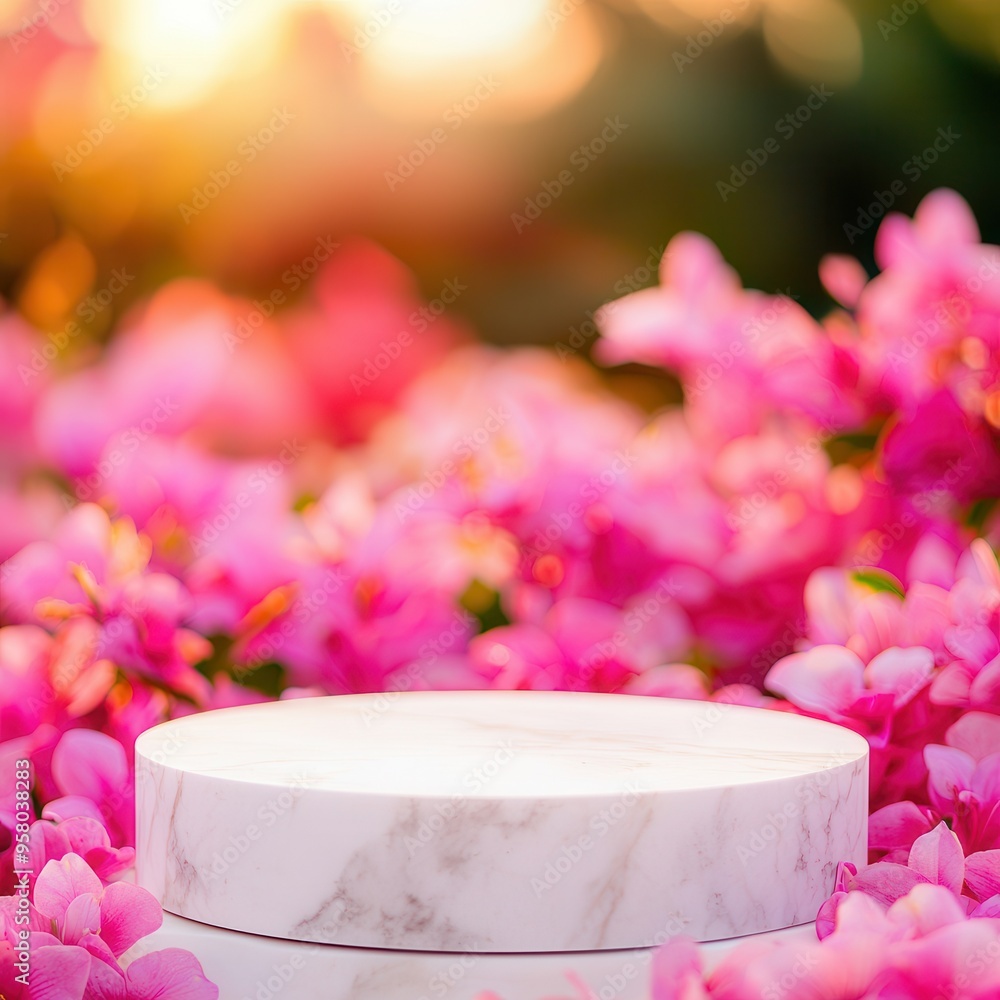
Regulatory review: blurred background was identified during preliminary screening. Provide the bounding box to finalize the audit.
[1,0,998,366]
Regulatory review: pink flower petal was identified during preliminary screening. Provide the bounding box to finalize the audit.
[868,801,937,853]
[848,862,927,907]
[924,744,976,814]
[99,883,163,957]
[863,646,934,707]
[945,711,1000,761]
[84,954,128,1000]
[124,948,219,1000]
[765,644,866,716]
[52,730,129,805]
[965,850,1000,903]
[907,822,965,896]
[62,893,101,946]
[819,254,868,309]
[912,187,980,249]
[42,797,107,826]
[34,854,103,926]
[25,943,92,1000]
[649,937,709,1000]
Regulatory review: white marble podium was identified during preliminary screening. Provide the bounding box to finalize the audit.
[136,690,867,964]
[133,910,817,1000]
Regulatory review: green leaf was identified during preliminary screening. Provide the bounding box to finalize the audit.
[851,568,904,598]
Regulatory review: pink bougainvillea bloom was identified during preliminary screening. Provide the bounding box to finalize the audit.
[924,741,1000,855]
[930,542,1000,713]
[819,253,869,310]
[283,240,463,444]
[32,279,314,481]
[48,730,134,849]
[84,947,219,1000]
[23,816,134,892]
[0,856,217,999]
[1,504,211,705]
[596,231,858,443]
[765,643,934,743]
[469,592,691,693]
[847,190,1000,504]
[32,853,161,960]
[649,885,1000,999]
[818,821,1000,938]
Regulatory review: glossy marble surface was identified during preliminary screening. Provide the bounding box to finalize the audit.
[135,691,868,952]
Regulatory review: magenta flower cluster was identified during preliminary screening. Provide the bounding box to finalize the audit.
[1,189,998,998]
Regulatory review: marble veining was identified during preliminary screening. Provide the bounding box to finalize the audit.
[135,691,868,952]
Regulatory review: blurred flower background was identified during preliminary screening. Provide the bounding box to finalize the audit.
[2,2,1000,999]
[1,0,999,351]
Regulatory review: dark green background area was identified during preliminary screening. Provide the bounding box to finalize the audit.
[422,3,1000,355]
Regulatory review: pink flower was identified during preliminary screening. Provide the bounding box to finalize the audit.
[283,240,463,444]
[596,232,858,442]
[648,885,1000,999]
[0,852,217,1000]
[33,280,313,480]
[818,822,1000,936]
[845,190,1000,504]
[84,948,218,1000]
[31,853,161,961]
[1,505,211,704]
[46,731,134,849]
[924,739,1000,855]
[2,815,134,897]
[469,591,691,692]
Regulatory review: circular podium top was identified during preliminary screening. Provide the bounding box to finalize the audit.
[136,691,867,952]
